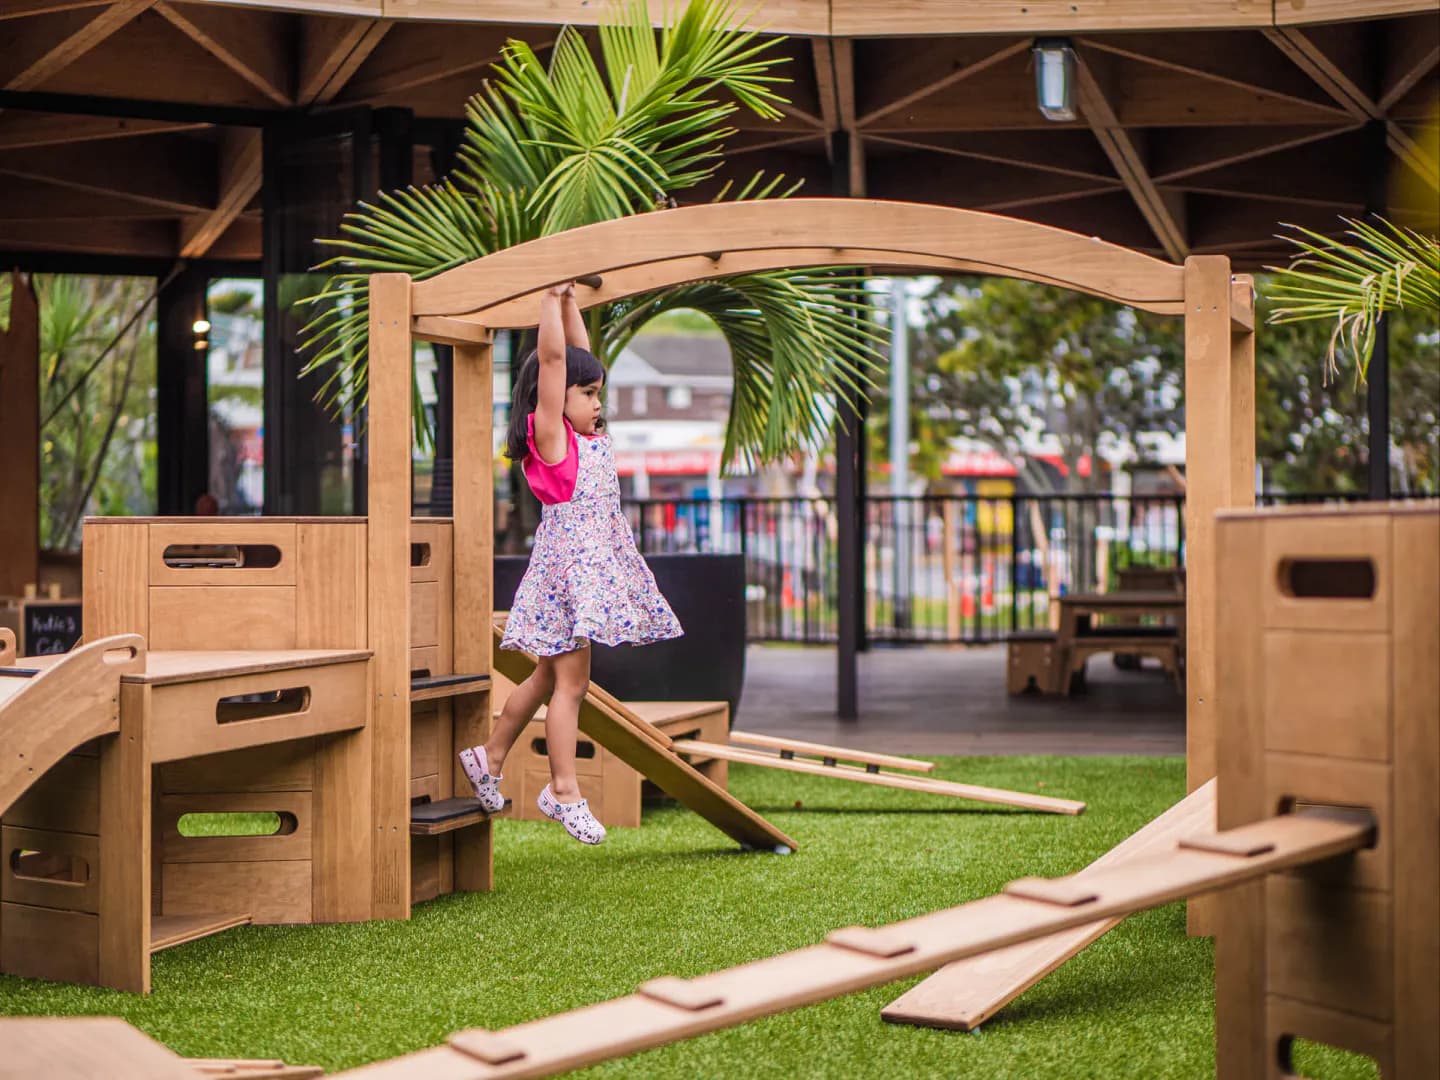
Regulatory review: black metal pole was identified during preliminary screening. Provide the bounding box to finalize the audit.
[830,130,860,719]
[1365,118,1392,501]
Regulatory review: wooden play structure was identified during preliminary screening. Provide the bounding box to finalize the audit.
[0,200,1433,1076]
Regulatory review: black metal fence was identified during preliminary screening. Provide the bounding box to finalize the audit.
[619,491,1376,645]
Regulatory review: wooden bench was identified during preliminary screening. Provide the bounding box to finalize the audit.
[1062,625,1183,694]
[1005,630,1062,695]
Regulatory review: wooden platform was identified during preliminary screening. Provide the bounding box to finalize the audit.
[410,673,490,703]
[409,797,493,836]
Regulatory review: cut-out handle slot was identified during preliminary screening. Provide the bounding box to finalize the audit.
[176,811,298,838]
[1278,1034,1380,1077]
[411,543,432,567]
[531,737,597,760]
[411,668,432,680]
[216,686,311,724]
[9,848,91,885]
[163,543,283,569]
[1279,799,1379,849]
[1278,558,1376,600]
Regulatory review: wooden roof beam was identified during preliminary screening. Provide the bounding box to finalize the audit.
[811,37,839,134]
[1149,124,1362,183]
[855,38,1030,129]
[0,1,113,19]
[179,127,261,259]
[1378,15,1440,114]
[154,1,293,107]
[864,131,1118,184]
[181,13,392,260]
[1078,32,1350,115]
[1267,24,1439,193]
[0,138,213,213]
[4,0,154,91]
[0,112,207,151]
[297,15,392,107]
[1076,48,1188,263]
[340,26,548,102]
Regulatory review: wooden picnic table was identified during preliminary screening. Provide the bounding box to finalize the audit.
[1055,590,1188,693]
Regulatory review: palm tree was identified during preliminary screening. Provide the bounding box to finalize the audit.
[1267,216,1439,385]
[297,0,879,469]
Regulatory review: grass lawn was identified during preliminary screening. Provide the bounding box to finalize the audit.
[0,757,1374,1078]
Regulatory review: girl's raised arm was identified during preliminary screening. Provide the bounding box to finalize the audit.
[532,282,572,465]
[561,288,590,351]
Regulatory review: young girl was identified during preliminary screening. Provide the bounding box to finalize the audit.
[459,282,682,844]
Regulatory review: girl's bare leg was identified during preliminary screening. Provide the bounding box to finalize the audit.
[483,658,555,774]
[544,646,591,803]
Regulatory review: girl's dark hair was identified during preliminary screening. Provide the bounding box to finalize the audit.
[504,345,607,462]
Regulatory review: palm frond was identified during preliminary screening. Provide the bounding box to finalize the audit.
[296,0,874,463]
[1266,216,1440,383]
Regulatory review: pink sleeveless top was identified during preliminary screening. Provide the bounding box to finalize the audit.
[524,413,601,505]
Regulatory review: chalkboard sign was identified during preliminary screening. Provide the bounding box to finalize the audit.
[23,599,82,656]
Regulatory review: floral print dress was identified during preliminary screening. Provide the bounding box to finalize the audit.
[500,418,683,656]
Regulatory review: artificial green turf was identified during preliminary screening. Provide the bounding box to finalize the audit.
[0,757,1377,1079]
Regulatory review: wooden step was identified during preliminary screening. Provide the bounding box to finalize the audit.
[411,672,491,703]
[410,797,496,835]
[150,912,251,953]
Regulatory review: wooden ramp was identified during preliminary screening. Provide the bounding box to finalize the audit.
[490,628,795,853]
[333,807,1371,1079]
[675,740,1085,815]
[0,633,144,818]
[882,779,1216,1030]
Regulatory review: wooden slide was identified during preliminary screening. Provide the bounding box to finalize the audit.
[490,628,796,853]
[333,806,1372,1079]
[882,779,1215,1030]
[0,632,144,818]
[676,735,1086,816]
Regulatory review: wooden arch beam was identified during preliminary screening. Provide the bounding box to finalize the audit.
[408,199,1186,320]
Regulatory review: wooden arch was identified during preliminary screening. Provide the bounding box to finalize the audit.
[366,198,1256,867]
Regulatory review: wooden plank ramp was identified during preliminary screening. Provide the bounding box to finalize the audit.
[490,627,795,853]
[727,731,935,773]
[675,740,1085,816]
[882,779,1216,1030]
[332,807,1371,1080]
[0,634,144,818]
[150,913,253,953]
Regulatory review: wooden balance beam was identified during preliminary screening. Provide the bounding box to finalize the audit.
[490,627,795,853]
[882,779,1215,1030]
[726,731,935,773]
[674,740,1086,816]
[332,807,1371,1079]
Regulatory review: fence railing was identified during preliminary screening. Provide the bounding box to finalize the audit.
[617,491,1378,645]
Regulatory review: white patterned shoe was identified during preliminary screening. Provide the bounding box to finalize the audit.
[537,784,606,845]
[458,746,506,814]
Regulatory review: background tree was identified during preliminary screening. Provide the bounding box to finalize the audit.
[869,277,1184,494]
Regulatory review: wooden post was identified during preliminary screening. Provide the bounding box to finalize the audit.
[98,681,150,992]
[451,339,495,892]
[366,274,413,920]
[0,272,40,597]
[1182,256,1246,937]
[1182,256,1237,794]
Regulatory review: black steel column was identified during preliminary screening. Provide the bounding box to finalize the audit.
[155,263,209,514]
[831,130,860,719]
[1365,120,1391,501]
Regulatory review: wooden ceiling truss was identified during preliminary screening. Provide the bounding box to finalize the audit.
[0,1,1432,269]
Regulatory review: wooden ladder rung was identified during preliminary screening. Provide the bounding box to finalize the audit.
[410,673,491,703]
[409,797,496,835]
